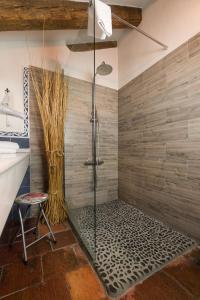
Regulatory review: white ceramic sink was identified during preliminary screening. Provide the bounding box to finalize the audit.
[0,150,30,236]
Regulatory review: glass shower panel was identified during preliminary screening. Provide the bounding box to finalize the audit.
[95,16,129,261]
[65,3,129,261]
[64,22,96,257]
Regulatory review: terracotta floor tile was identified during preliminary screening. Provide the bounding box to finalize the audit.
[51,230,77,250]
[13,218,38,242]
[0,257,42,298]
[164,253,200,297]
[64,220,71,231]
[184,246,200,262]
[65,265,106,300]
[73,244,89,266]
[0,219,21,247]
[14,229,38,245]
[120,292,137,300]
[4,275,72,300]
[27,238,52,258]
[42,248,79,281]
[0,228,12,247]
[165,254,187,268]
[120,271,192,300]
[39,222,68,235]
[0,226,198,300]
[0,244,23,267]
[0,238,52,267]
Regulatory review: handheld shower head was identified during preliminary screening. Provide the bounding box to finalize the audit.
[96,61,113,76]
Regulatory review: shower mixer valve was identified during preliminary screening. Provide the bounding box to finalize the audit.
[84,159,104,166]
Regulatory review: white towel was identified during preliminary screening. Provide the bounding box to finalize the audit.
[88,0,112,40]
[0,141,19,150]
[0,153,16,159]
[0,148,17,154]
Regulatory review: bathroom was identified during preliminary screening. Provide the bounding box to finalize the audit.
[0,0,200,299]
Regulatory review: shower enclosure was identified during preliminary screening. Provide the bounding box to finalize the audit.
[64,4,118,259]
[64,1,168,262]
[64,55,117,260]
[63,3,196,298]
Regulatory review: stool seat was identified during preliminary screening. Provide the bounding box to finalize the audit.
[15,192,48,205]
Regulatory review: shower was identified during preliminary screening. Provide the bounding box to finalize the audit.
[95,62,112,171]
[84,61,113,257]
[63,3,195,297]
[95,61,113,76]
[84,61,113,168]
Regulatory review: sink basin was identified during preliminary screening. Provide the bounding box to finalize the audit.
[0,151,30,236]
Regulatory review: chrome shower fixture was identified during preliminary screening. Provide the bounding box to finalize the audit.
[95,61,113,76]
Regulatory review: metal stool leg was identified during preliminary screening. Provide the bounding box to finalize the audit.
[40,204,56,243]
[18,207,28,263]
[9,204,31,246]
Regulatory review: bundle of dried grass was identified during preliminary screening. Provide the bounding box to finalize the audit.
[30,65,67,224]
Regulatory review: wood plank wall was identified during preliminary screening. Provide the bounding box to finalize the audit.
[119,33,200,240]
[29,71,118,209]
[64,77,118,209]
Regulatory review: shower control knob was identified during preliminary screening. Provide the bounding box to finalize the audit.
[84,160,104,166]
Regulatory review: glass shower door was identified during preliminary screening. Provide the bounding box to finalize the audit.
[64,11,97,258]
[94,23,119,267]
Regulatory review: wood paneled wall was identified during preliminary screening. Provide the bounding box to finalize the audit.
[119,33,200,240]
[64,77,118,209]
[29,70,118,210]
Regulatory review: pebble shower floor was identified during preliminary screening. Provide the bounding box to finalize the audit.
[70,200,196,298]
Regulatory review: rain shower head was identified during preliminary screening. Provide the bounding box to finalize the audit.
[96,61,113,76]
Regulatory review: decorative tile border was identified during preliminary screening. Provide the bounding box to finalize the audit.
[0,67,29,138]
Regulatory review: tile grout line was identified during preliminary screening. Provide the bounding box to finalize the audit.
[162,270,195,298]
[0,249,45,299]
[0,289,27,299]
[0,240,53,269]
[0,282,42,300]
[40,255,44,284]
[51,239,78,251]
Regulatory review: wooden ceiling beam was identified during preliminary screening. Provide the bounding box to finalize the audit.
[67,41,117,52]
[0,0,142,31]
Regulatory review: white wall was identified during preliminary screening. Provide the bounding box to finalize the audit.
[0,36,118,134]
[2,0,198,115]
[118,0,200,88]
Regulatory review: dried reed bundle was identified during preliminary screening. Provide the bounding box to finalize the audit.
[30,65,67,224]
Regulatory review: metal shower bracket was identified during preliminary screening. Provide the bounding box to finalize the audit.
[112,12,168,50]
